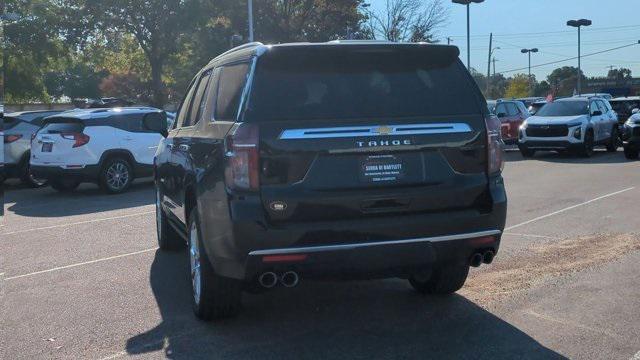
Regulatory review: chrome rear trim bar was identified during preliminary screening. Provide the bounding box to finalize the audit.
[248,230,501,256]
[279,123,472,140]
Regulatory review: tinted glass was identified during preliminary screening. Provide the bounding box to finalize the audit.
[216,63,249,121]
[175,77,198,128]
[536,101,589,116]
[202,68,221,122]
[505,103,519,116]
[40,121,84,134]
[3,116,20,130]
[248,49,479,121]
[185,70,212,127]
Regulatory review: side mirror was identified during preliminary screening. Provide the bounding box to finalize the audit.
[143,112,168,137]
[591,110,602,116]
[632,108,640,114]
[497,112,506,118]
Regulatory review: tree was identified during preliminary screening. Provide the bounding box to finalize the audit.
[547,66,585,97]
[505,74,529,98]
[608,67,632,80]
[488,73,507,99]
[534,80,551,97]
[364,0,448,42]
[71,0,206,107]
[469,67,486,96]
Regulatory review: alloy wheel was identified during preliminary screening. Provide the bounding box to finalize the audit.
[106,162,130,190]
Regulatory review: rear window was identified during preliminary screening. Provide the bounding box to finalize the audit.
[40,120,84,134]
[3,116,20,130]
[536,101,589,117]
[247,46,480,121]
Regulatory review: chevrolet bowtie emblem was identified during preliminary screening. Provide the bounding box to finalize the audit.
[375,126,393,135]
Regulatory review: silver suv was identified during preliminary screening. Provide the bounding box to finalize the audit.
[518,97,619,157]
[3,110,63,186]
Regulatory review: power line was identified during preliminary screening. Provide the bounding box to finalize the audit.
[448,24,640,39]
[497,42,640,75]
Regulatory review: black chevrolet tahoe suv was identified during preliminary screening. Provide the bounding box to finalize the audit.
[153,41,507,320]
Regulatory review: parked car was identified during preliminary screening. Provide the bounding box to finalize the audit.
[30,107,167,194]
[3,110,64,186]
[622,110,640,159]
[494,99,530,144]
[516,97,545,108]
[609,96,640,126]
[518,97,619,157]
[153,41,507,320]
[528,100,547,115]
[578,93,613,101]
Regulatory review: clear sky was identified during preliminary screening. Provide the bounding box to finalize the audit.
[368,0,640,81]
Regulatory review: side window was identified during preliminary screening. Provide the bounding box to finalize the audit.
[203,68,222,122]
[175,77,198,129]
[184,70,212,128]
[597,101,608,114]
[216,63,250,121]
[590,101,599,114]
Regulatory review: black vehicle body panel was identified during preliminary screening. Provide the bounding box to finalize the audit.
[155,42,507,281]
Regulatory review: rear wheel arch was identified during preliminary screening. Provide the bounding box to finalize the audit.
[98,149,136,170]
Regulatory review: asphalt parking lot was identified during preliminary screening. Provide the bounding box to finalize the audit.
[2,149,640,360]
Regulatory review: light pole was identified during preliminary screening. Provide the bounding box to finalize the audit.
[567,19,591,95]
[452,0,484,69]
[248,0,254,42]
[521,48,538,95]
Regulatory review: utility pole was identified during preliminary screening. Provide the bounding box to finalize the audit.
[486,32,492,96]
[447,37,453,45]
[492,57,497,77]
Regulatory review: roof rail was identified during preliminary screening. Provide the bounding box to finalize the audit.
[327,39,395,44]
[216,42,265,59]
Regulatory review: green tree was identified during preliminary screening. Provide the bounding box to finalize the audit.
[608,67,632,80]
[547,66,585,97]
[505,74,529,98]
[534,80,551,97]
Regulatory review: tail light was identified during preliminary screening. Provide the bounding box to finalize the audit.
[61,132,90,148]
[4,134,22,143]
[485,115,504,174]
[224,123,259,191]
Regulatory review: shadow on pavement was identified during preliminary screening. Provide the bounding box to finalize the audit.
[504,149,630,164]
[4,180,154,218]
[126,250,565,359]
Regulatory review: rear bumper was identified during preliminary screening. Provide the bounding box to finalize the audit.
[622,125,640,147]
[243,230,501,281]
[203,176,507,280]
[30,165,99,182]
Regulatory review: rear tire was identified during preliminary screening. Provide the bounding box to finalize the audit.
[409,262,470,295]
[20,161,48,188]
[519,146,535,158]
[50,179,80,192]
[188,212,242,320]
[99,157,133,194]
[606,127,620,152]
[624,145,639,160]
[156,187,184,251]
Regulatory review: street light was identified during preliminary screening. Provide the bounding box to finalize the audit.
[521,48,539,95]
[452,0,485,69]
[248,0,254,42]
[567,18,592,95]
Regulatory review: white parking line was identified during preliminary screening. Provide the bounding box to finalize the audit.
[505,187,635,231]
[630,350,640,360]
[4,247,158,281]
[0,210,155,236]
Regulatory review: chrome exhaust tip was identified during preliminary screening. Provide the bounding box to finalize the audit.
[280,271,299,288]
[483,250,495,264]
[258,272,278,288]
[470,253,483,267]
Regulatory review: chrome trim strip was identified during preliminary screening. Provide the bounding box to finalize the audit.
[248,230,501,256]
[279,123,473,140]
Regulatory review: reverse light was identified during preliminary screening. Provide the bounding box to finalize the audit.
[224,123,260,190]
[4,134,23,143]
[61,132,90,148]
[485,115,504,174]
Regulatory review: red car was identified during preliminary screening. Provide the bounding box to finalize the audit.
[489,100,531,144]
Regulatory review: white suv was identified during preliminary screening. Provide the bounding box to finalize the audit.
[518,97,619,157]
[30,107,167,194]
